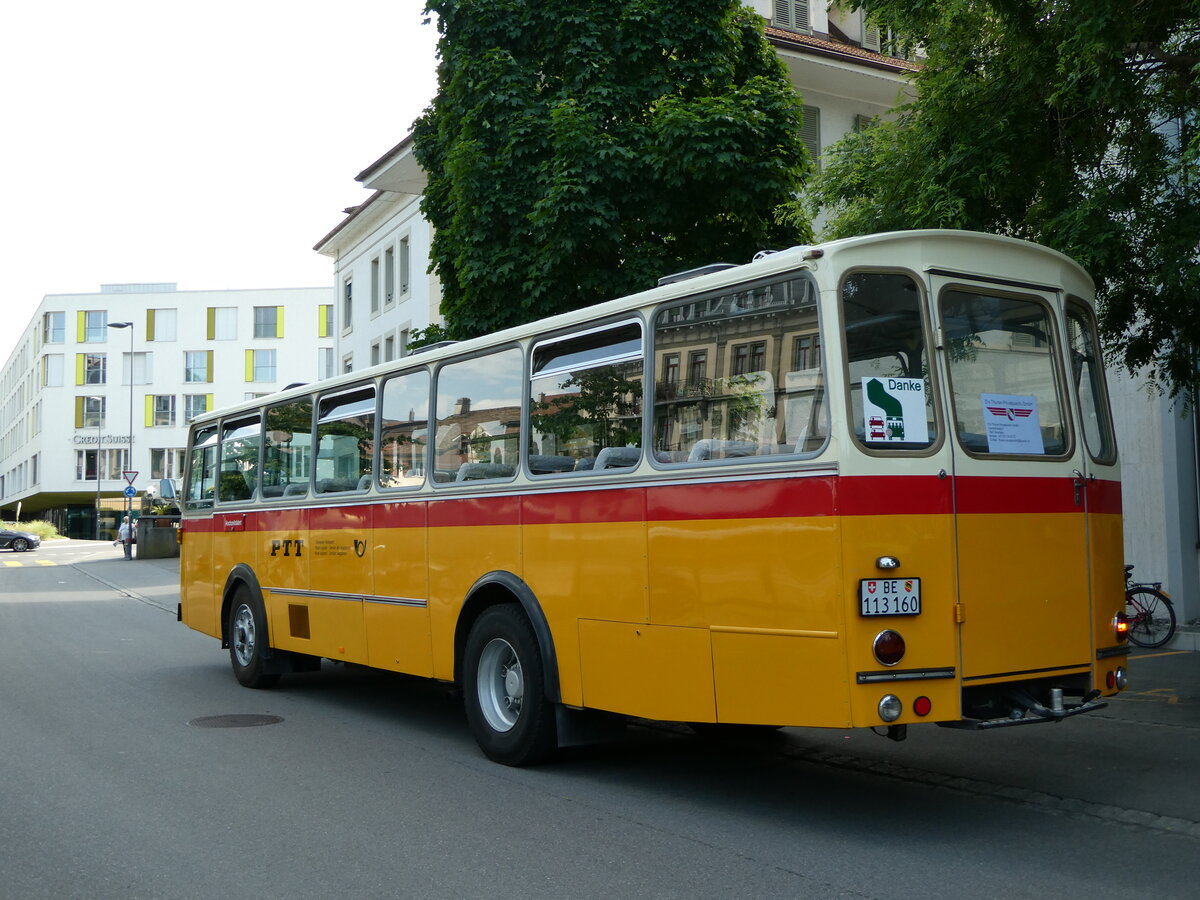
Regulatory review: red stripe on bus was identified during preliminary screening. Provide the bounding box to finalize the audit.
[955,475,1084,515]
[837,476,952,517]
[427,494,521,529]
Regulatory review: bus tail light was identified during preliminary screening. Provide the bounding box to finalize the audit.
[1112,611,1129,641]
[878,695,902,722]
[873,630,905,666]
[913,695,932,717]
[1107,667,1128,691]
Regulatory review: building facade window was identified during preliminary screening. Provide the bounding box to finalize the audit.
[342,279,353,332]
[370,341,381,367]
[75,448,129,481]
[149,394,176,427]
[208,307,237,340]
[150,448,185,480]
[184,351,213,383]
[384,335,396,362]
[370,257,381,315]
[147,308,177,342]
[183,394,211,422]
[125,351,152,385]
[384,247,395,305]
[399,236,411,296]
[43,312,65,344]
[82,310,108,342]
[83,353,107,385]
[253,306,283,338]
[76,396,105,429]
[773,0,811,33]
[247,349,276,382]
[42,354,64,387]
[318,347,334,380]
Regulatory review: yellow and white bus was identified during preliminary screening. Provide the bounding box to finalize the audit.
[179,230,1129,765]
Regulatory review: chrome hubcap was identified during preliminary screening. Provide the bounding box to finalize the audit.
[232,604,256,667]
[477,637,523,733]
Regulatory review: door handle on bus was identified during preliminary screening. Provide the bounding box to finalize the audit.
[1072,470,1085,507]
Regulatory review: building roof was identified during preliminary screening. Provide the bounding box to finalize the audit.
[764,26,921,75]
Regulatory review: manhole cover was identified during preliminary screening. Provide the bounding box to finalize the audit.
[188,714,284,728]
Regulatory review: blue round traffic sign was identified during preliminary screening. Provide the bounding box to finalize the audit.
[123,485,137,498]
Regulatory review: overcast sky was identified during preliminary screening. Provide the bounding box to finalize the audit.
[0,0,439,365]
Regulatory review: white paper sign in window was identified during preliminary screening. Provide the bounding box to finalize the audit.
[981,393,1044,454]
[861,377,929,443]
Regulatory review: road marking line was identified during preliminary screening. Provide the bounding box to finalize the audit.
[1131,649,1191,660]
[35,560,56,566]
[2,561,21,567]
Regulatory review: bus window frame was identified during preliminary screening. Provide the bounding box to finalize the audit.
[431,343,525,488]
[260,396,315,502]
[526,315,647,480]
[377,364,433,493]
[216,413,263,505]
[937,282,1074,462]
[183,423,219,511]
[837,266,945,458]
[1064,295,1117,467]
[313,381,377,495]
[647,269,830,470]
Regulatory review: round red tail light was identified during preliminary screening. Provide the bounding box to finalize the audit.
[873,630,906,666]
[913,695,932,717]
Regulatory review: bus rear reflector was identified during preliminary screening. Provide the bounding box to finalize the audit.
[873,630,905,666]
[913,696,932,717]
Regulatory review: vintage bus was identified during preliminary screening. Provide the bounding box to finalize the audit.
[179,230,1129,765]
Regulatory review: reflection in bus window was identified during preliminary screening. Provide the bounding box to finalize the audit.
[1066,300,1116,464]
[184,426,218,509]
[315,386,375,493]
[262,399,312,498]
[653,275,826,463]
[843,272,937,450]
[218,416,261,502]
[379,369,430,489]
[434,348,522,483]
[941,290,1066,456]
[529,322,643,475]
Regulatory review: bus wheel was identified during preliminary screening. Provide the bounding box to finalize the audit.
[463,604,557,766]
[228,590,279,689]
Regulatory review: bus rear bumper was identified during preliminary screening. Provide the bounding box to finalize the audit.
[941,687,1108,730]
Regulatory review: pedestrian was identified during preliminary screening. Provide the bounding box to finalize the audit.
[117,515,134,560]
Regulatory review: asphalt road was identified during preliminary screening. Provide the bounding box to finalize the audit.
[1,540,1197,899]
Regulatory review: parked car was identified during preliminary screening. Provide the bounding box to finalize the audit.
[0,528,40,552]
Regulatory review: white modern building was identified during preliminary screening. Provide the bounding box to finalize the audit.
[0,283,333,537]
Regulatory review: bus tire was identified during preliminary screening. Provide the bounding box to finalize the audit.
[463,604,557,766]
[227,588,279,689]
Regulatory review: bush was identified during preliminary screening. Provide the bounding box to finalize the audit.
[10,520,61,541]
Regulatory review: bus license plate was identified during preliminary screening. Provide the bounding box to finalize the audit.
[859,578,921,616]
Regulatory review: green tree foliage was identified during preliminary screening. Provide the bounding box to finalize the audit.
[413,0,812,339]
[811,1,1200,398]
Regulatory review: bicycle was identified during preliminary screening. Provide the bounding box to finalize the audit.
[1124,565,1177,649]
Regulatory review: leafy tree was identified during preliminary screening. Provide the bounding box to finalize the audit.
[413,0,812,340]
[810,1,1200,399]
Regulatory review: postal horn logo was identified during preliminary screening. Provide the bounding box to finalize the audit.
[353,539,366,558]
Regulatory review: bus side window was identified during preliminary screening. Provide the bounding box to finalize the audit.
[263,398,313,498]
[379,368,431,489]
[218,416,261,503]
[434,348,523,484]
[652,275,826,463]
[315,386,375,493]
[529,321,643,476]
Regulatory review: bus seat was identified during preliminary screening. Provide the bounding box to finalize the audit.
[282,483,308,497]
[455,462,515,481]
[687,439,760,461]
[594,447,642,469]
[573,457,596,471]
[357,474,373,491]
[261,484,284,498]
[528,454,575,474]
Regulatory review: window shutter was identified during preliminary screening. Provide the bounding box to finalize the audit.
[76,311,87,343]
[206,307,216,341]
[773,1,809,32]
[206,351,214,383]
[318,305,330,338]
[75,354,85,385]
[863,14,881,51]
[74,397,85,428]
[245,350,254,382]
[800,105,821,167]
[854,114,874,133]
[144,395,155,427]
[146,309,156,342]
[275,306,284,338]
[205,393,214,412]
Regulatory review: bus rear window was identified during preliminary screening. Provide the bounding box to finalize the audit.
[941,290,1067,457]
[842,272,938,451]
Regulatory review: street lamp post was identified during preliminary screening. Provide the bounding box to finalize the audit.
[107,321,135,525]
